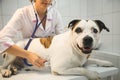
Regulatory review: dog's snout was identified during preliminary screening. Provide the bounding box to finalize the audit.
[83,36,93,47]
[83,36,93,43]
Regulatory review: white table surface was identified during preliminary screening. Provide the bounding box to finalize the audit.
[1,66,119,80]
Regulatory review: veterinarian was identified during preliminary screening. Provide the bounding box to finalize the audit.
[0,0,64,67]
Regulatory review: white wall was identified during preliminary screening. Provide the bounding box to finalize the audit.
[0,0,31,30]
[0,0,120,53]
[87,0,120,53]
[57,0,87,27]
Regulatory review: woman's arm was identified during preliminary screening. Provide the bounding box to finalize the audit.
[6,45,47,68]
[0,7,47,68]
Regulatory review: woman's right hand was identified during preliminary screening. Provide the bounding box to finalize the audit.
[6,45,47,68]
[27,52,47,68]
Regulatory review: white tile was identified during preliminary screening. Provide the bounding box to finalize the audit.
[80,0,87,18]
[1,0,17,15]
[87,0,94,16]
[0,1,2,16]
[92,16,102,20]
[70,16,81,20]
[62,16,72,28]
[2,16,11,27]
[57,0,71,17]
[113,12,120,35]
[87,0,102,16]
[0,16,3,30]
[113,0,120,12]
[99,35,113,51]
[113,35,120,53]
[87,15,102,20]
[102,0,113,14]
[18,0,31,8]
[70,0,81,17]
[87,15,103,23]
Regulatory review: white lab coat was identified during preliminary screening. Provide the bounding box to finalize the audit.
[0,5,64,53]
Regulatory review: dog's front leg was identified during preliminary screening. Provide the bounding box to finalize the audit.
[2,52,16,68]
[52,67,100,80]
[85,58,114,67]
[1,52,17,77]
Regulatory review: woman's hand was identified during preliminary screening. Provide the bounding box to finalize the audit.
[27,52,47,68]
[6,45,47,68]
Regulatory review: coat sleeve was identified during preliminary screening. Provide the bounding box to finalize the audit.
[0,9,23,53]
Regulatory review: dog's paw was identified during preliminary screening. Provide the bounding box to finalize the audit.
[10,65,18,75]
[1,69,12,78]
[86,70,101,80]
[1,65,18,78]
[97,61,114,67]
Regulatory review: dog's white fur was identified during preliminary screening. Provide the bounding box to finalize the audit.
[1,20,113,80]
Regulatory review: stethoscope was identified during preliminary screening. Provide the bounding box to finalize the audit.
[29,0,56,38]
[23,0,56,66]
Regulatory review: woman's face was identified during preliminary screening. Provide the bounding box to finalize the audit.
[35,0,52,8]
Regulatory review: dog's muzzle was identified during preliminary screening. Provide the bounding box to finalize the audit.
[77,36,93,54]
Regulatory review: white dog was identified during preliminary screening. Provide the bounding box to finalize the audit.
[1,19,113,80]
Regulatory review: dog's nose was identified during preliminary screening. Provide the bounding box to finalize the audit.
[83,36,93,47]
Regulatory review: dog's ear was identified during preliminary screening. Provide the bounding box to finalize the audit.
[94,20,110,32]
[68,19,80,30]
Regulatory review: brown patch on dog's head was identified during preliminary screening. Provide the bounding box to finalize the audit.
[40,36,53,48]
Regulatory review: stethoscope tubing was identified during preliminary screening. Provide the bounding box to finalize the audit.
[23,1,47,66]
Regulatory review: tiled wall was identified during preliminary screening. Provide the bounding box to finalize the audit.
[0,0,120,54]
[57,0,87,27]
[87,0,120,53]
[0,0,31,30]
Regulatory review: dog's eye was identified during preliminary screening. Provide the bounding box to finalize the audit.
[75,27,82,33]
[93,28,98,33]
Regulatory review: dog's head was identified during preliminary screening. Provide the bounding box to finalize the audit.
[68,19,109,54]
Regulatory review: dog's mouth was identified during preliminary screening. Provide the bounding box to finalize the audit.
[77,44,92,54]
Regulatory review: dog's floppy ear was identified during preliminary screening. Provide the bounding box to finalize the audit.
[94,20,110,32]
[68,19,80,30]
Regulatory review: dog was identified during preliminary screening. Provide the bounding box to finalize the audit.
[1,19,113,80]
